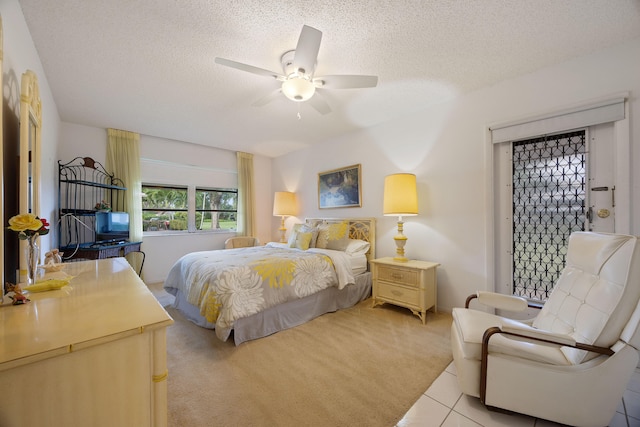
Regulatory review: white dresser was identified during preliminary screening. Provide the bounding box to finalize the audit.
[0,258,173,427]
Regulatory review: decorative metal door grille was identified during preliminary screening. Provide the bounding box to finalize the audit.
[512,130,586,301]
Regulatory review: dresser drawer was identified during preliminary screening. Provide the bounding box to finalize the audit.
[377,281,420,306]
[377,265,418,287]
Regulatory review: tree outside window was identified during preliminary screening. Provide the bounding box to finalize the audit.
[142,185,237,232]
[195,188,237,231]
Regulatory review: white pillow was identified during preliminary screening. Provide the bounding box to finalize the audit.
[345,239,370,256]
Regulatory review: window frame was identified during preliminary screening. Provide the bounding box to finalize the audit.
[194,187,238,232]
[142,184,238,234]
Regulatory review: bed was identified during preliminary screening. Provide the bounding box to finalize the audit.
[163,218,376,345]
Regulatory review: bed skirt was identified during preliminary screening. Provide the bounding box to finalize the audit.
[170,272,372,345]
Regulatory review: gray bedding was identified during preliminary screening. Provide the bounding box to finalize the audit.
[169,272,371,345]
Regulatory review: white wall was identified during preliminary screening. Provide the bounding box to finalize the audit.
[272,37,640,313]
[58,122,106,165]
[6,0,637,304]
[1,1,61,258]
[59,123,273,283]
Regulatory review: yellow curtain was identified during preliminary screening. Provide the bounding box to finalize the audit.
[236,152,256,237]
[106,128,142,244]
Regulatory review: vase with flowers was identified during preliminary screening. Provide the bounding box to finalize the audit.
[8,213,49,285]
[95,200,111,212]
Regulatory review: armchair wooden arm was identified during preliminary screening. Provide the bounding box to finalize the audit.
[465,291,535,311]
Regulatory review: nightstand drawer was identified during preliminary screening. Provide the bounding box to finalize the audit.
[371,258,440,324]
[377,281,420,306]
[377,266,418,287]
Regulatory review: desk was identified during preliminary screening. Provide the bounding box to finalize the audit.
[62,241,142,260]
[0,258,173,426]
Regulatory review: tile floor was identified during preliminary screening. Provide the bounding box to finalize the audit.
[397,362,640,427]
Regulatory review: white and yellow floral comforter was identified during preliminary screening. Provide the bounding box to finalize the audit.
[164,243,354,341]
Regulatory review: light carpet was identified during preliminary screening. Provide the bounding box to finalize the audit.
[162,296,452,427]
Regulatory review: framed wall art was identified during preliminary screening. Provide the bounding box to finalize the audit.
[318,164,362,209]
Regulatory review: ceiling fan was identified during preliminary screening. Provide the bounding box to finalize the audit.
[214,25,378,115]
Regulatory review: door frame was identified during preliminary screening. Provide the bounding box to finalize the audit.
[484,93,630,296]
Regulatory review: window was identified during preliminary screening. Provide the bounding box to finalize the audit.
[142,185,188,231]
[142,185,237,233]
[195,188,237,231]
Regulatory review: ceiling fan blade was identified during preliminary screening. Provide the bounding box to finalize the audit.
[252,88,283,107]
[215,57,284,80]
[314,75,378,89]
[308,91,331,115]
[293,25,322,75]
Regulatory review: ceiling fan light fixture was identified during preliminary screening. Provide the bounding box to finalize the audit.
[282,77,316,102]
[215,26,378,114]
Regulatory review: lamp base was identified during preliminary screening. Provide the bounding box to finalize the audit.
[279,216,287,243]
[393,219,409,262]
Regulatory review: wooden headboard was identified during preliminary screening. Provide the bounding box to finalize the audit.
[305,217,376,266]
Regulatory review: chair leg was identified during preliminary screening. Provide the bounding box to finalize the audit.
[138,251,145,276]
[485,405,516,415]
[480,326,502,403]
[125,251,145,277]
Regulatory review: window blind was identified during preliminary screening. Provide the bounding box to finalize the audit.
[490,96,625,144]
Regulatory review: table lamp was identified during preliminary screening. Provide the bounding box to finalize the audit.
[383,173,418,262]
[273,191,297,243]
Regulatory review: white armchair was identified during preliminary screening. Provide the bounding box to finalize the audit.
[451,232,640,427]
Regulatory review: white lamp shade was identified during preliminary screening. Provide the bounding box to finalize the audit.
[273,191,297,216]
[383,173,418,216]
[282,77,316,102]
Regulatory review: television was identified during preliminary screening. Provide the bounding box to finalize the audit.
[95,211,130,243]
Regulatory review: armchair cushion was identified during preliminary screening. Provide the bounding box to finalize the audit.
[532,233,640,364]
[453,308,570,365]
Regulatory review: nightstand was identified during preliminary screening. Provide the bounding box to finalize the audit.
[371,257,440,324]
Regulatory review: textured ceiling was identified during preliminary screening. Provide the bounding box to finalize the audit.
[18,0,640,157]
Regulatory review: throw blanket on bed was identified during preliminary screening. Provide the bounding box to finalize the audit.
[164,243,354,341]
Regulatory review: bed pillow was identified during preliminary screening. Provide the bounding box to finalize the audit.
[305,219,324,228]
[292,231,313,250]
[288,223,318,248]
[316,221,350,251]
[345,239,370,256]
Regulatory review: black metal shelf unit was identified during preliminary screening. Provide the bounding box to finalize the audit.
[58,157,126,255]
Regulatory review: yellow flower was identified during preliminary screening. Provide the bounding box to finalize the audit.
[7,214,49,242]
[8,213,44,233]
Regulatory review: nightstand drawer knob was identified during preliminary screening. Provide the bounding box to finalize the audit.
[391,273,403,280]
[392,290,403,297]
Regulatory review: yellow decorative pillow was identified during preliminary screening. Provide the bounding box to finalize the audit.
[293,232,313,250]
[287,223,307,247]
[288,223,318,248]
[316,221,350,250]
